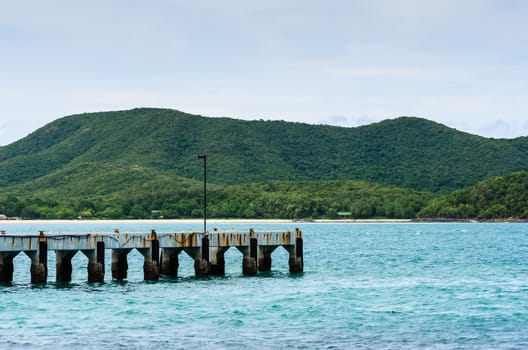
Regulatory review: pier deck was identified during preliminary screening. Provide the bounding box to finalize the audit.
[0,229,303,283]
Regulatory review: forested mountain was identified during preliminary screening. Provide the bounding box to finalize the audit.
[1,108,527,193]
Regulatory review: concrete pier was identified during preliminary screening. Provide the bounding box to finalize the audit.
[0,228,303,284]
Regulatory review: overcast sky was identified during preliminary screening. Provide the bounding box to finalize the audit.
[1,0,527,145]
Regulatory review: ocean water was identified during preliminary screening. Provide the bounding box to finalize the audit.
[1,222,527,349]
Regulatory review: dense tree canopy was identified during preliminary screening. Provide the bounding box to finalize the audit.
[0,162,433,219]
[1,108,527,193]
[418,172,528,219]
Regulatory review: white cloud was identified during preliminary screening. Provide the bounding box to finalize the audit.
[320,115,379,128]
[474,119,528,139]
[321,115,350,126]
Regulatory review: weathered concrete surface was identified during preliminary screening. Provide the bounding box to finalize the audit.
[209,247,226,276]
[88,262,105,282]
[30,263,47,284]
[242,257,257,275]
[288,257,303,273]
[258,255,272,272]
[194,258,209,277]
[209,254,225,276]
[111,250,130,280]
[56,251,76,282]
[0,229,304,283]
[0,258,14,283]
[143,260,159,281]
[160,249,179,277]
[288,236,304,273]
[30,241,48,283]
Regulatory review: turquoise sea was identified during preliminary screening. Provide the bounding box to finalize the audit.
[1,222,527,349]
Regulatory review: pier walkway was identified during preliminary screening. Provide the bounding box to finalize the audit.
[0,229,303,283]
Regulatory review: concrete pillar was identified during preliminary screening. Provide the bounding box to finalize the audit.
[194,235,210,277]
[111,249,131,280]
[29,255,47,284]
[183,246,209,277]
[288,236,304,273]
[242,237,258,275]
[145,237,160,281]
[160,248,180,277]
[209,247,227,276]
[56,250,77,282]
[138,237,160,281]
[26,240,48,283]
[0,253,16,283]
[258,246,276,272]
[194,258,209,277]
[82,241,105,282]
[143,259,159,281]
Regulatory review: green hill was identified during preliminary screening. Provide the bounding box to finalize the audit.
[1,108,527,193]
[418,171,528,219]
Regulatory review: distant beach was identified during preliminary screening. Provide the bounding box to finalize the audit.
[0,218,413,225]
[4,218,528,227]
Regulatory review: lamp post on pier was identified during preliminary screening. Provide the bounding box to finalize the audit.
[197,155,207,234]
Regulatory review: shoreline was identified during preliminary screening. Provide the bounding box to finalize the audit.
[0,218,410,224]
[1,218,527,224]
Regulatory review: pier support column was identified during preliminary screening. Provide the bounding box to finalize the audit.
[143,259,159,281]
[0,253,17,283]
[138,237,160,281]
[56,250,77,282]
[82,241,105,282]
[209,247,227,276]
[160,248,180,277]
[194,258,209,276]
[183,241,209,277]
[242,237,258,275]
[193,235,210,277]
[258,246,276,272]
[183,247,209,277]
[26,240,48,283]
[288,232,304,273]
[111,249,131,280]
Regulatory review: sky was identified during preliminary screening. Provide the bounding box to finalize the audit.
[1,0,527,146]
